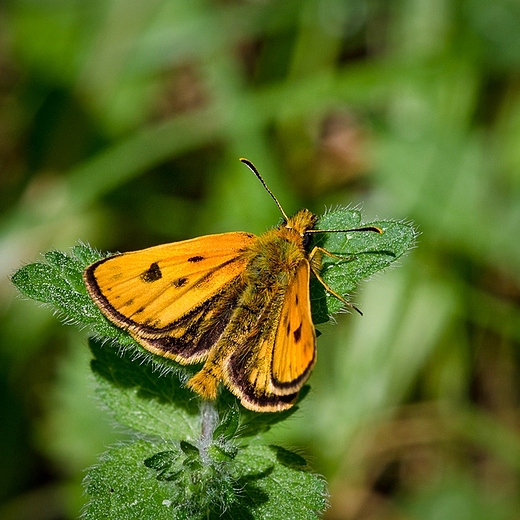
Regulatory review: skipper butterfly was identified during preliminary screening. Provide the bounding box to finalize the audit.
[83,159,381,412]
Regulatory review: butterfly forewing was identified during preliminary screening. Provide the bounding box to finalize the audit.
[84,232,255,336]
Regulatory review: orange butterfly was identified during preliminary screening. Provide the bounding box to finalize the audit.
[83,159,381,412]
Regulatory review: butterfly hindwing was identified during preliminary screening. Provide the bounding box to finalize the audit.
[271,260,316,393]
[222,260,315,411]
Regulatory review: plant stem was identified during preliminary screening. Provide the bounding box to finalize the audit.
[199,400,218,464]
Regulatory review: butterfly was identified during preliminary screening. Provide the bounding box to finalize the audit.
[83,159,381,412]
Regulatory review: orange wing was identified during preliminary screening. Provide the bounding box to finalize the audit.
[222,260,316,411]
[83,231,255,362]
[271,259,316,393]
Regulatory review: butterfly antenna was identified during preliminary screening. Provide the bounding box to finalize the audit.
[240,158,290,222]
[306,225,383,234]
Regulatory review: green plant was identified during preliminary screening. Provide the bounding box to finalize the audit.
[11,209,415,519]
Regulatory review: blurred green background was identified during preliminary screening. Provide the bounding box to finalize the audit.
[1,0,520,518]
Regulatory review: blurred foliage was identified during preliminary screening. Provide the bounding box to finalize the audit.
[1,0,520,518]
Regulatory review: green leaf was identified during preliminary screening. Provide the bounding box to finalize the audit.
[213,404,240,440]
[12,244,123,334]
[230,444,328,519]
[89,339,200,440]
[180,440,199,456]
[84,440,186,520]
[311,209,417,323]
[143,449,183,481]
[84,440,328,519]
[143,449,178,471]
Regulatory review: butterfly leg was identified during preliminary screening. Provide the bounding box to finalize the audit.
[308,246,363,316]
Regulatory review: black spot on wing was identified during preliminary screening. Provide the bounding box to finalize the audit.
[293,322,302,342]
[188,255,205,263]
[173,277,188,288]
[140,262,162,283]
[143,318,161,327]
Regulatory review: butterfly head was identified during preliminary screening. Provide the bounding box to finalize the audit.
[284,208,318,235]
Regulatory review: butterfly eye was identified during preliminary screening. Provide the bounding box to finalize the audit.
[302,232,312,249]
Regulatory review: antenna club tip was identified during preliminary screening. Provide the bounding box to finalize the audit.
[239,157,257,172]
